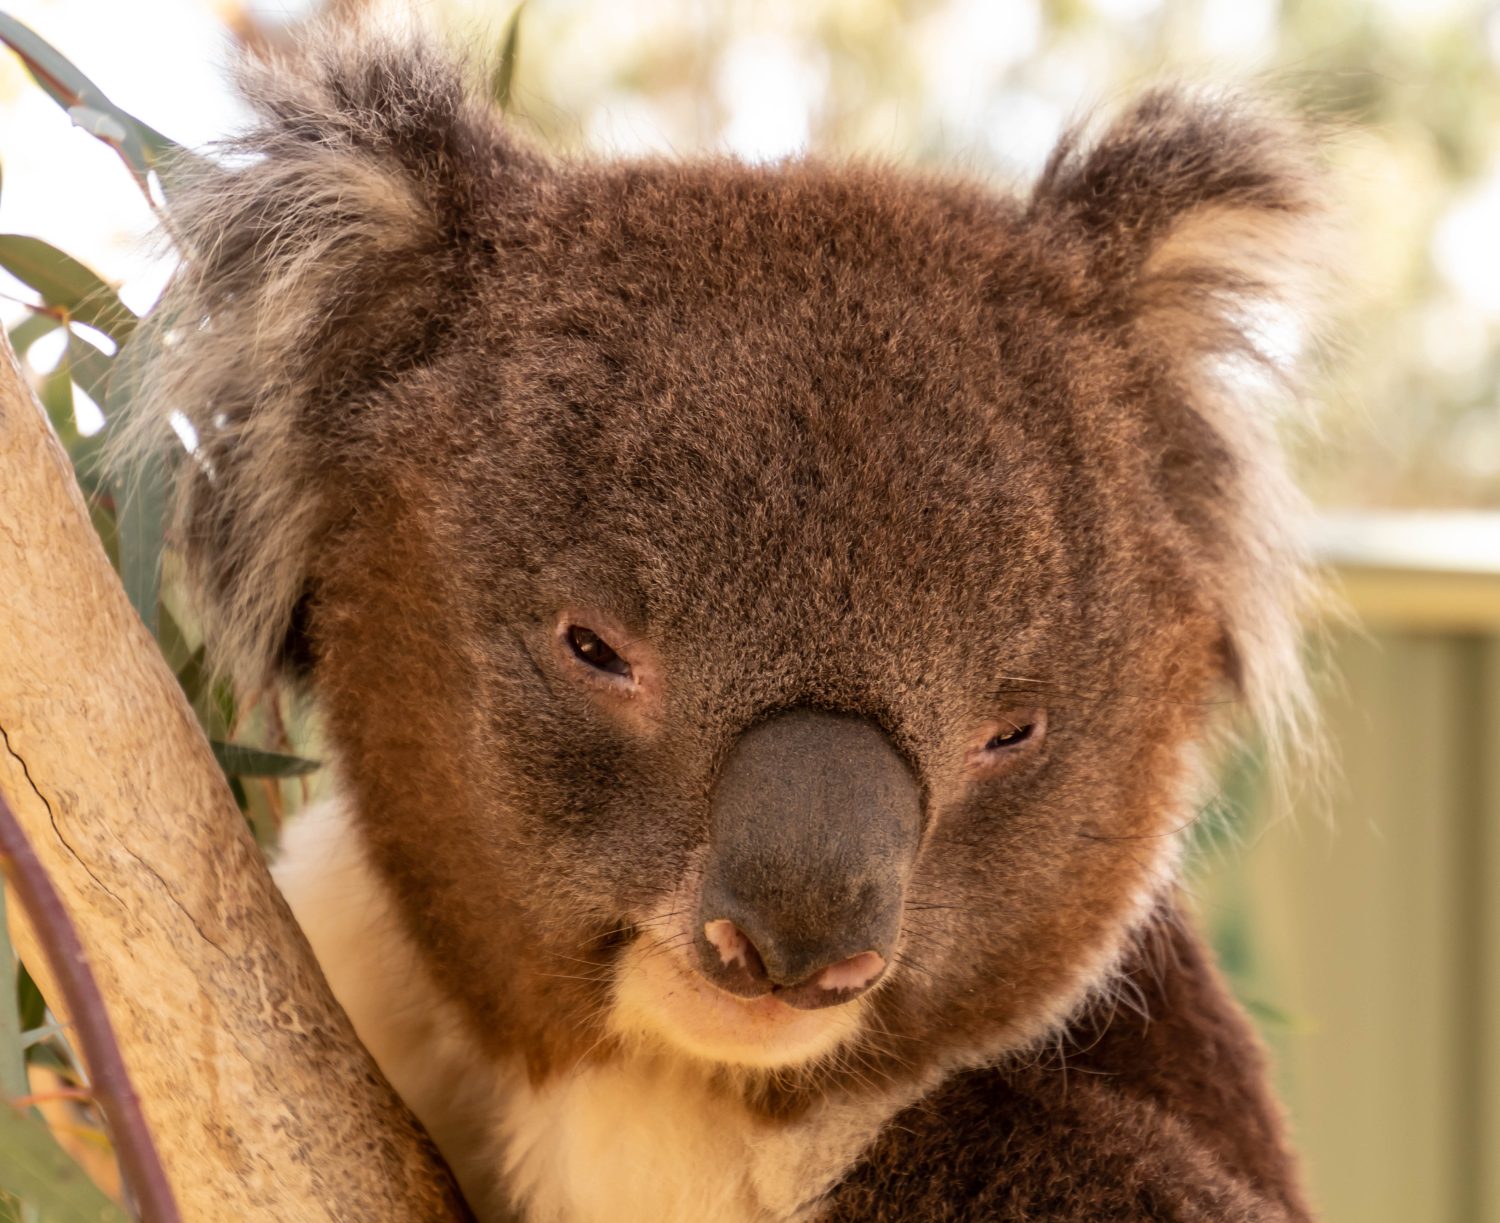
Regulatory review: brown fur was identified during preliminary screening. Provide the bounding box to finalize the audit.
[130,24,1328,1220]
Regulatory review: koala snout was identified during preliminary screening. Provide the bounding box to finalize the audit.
[694,709,922,1010]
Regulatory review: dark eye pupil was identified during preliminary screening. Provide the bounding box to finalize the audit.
[986,723,1032,751]
[566,626,631,677]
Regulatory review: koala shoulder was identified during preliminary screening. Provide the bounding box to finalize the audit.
[272,798,515,1215]
[821,915,1309,1221]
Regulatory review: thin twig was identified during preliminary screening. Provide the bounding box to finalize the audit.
[0,293,69,320]
[0,788,182,1223]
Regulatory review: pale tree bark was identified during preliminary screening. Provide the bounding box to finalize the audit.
[0,330,469,1220]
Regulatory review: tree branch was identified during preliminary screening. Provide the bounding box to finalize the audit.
[0,328,470,1219]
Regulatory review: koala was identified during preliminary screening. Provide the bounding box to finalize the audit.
[137,26,1329,1223]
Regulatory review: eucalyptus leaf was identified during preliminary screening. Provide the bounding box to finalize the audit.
[18,1024,67,1052]
[66,332,112,407]
[39,358,77,451]
[0,884,28,1104]
[66,431,109,503]
[16,969,43,1037]
[153,605,193,675]
[490,3,526,110]
[175,646,208,705]
[65,106,127,145]
[115,457,163,633]
[52,338,111,501]
[0,13,194,195]
[155,610,209,705]
[206,677,237,743]
[0,235,135,345]
[0,1103,127,1223]
[106,335,162,633]
[210,742,321,779]
[22,1043,66,1076]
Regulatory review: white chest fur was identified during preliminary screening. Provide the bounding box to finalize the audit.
[272,799,905,1222]
[500,1059,804,1223]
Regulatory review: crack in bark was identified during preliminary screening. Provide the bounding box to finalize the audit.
[0,720,229,958]
[0,720,125,912]
[119,843,227,958]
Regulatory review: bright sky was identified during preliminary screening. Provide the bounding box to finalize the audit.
[0,0,256,314]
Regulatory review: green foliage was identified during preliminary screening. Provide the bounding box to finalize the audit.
[0,237,135,346]
[0,889,28,1105]
[0,12,196,194]
[209,743,321,780]
[0,1103,126,1223]
[0,9,321,810]
[104,337,162,634]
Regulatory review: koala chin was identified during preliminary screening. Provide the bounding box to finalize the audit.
[136,20,1332,1223]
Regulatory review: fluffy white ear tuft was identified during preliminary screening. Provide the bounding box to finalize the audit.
[1032,89,1341,766]
[116,25,545,690]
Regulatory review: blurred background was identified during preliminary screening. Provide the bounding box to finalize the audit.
[0,1,1497,1220]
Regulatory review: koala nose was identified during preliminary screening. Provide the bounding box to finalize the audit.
[696,916,888,1009]
[694,708,922,1012]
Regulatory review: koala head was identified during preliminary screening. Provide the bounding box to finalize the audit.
[140,31,1326,1105]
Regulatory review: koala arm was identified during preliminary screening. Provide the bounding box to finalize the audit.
[817,909,1311,1223]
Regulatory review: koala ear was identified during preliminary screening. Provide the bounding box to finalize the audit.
[130,28,546,689]
[1030,87,1328,372]
[1030,90,1334,752]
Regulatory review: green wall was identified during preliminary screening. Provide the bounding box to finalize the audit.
[1198,542,1500,1222]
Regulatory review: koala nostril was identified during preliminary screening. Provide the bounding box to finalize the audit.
[772,948,887,1010]
[815,950,885,994]
[696,917,888,1009]
[704,919,761,974]
[698,919,772,996]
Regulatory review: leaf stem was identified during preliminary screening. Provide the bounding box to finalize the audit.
[0,791,181,1223]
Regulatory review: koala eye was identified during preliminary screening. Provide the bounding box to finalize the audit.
[969,709,1047,775]
[984,722,1035,751]
[565,625,632,679]
[552,611,660,726]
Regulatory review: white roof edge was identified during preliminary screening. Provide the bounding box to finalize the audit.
[1312,511,1500,576]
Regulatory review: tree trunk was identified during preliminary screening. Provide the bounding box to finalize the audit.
[0,331,469,1220]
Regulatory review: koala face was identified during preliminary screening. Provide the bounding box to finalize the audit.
[142,34,1323,1105]
[300,161,1264,1090]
